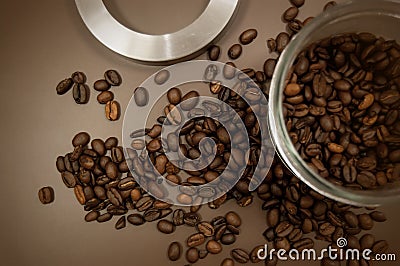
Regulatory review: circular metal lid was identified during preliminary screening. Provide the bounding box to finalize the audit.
[75,0,239,64]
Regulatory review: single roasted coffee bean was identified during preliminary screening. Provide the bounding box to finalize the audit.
[184,212,201,227]
[127,213,145,225]
[283,6,299,22]
[105,100,120,121]
[228,44,242,59]
[157,219,175,234]
[206,240,222,254]
[231,248,250,263]
[225,211,241,227]
[94,79,111,91]
[38,186,55,204]
[239,29,257,45]
[220,233,236,245]
[104,70,122,86]
[196,221,214,237]
[208,45,221,61]
[61,171,77,188]
[221,258,235,266]
[97,91,114,104]
[73,83,90,104]
[173,209,185,226]
[369,211,386,222]
[56,78,73,95]
[276,32,290,53]
[264,58,277,79]
[167,87,182,105]
[115,216,126,230]
[134,87,149,107]
[290,0,305,7]
[72,132,90,147]
[84,210,100,222]
[97,212,112,223]
[71,71,86,84]
[187,233,206,247]
[168,242,182,261]
[358,213,374,230]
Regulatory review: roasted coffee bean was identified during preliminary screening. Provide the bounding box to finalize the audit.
[104,137,118,150]
[71,71,86,84]
[220,233,236,245]
[94,79,111,92]
[290,0,305,7]
[180,91,200,111]
[358,213,374,230]
[360,234,375,250]
[276,32,290,53]
[73,83,90,104]
[228,44,242,59]
[72,132,90,147]
[187,233,206,247]
[223,62,236,79]
[249,245,264,263]
[38,186,55,204]
[239,29,257,45]
[134,87,149,107]
[184,212,201,226]
[196,221,214,237]
[105,100,120,121]
[172,209,185,226]
[104,70,122,86]
[167,87,182,105]
[136,196,154,212]
[206,240,222,254]
[208,45,221,61]
[369,211,386,222]
[283,6,299,22]
[56,156,65,173]
[154,69,170,85]
[56,78,73,95]
[275,221,294,237]
[231,248,249,264]
[61,171,77,188]
[97,213,112,223]
[157,219,175,234]
[264,58,277,78]
[168,242,182,261]
[115,216,126,230]
[127,213,145,225]
[97,91,114,104]
[186,247,199,263]
[84,210,100,222]
[221,258,235,266]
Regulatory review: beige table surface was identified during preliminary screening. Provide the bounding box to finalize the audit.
[0,0,398,265]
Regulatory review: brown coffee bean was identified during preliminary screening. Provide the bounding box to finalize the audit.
[168,242,182,261]
[104,70,122,86]
[96,213,112,223]
[275,221,294,237]
[208,45,221,61]
[186,247,199,263]
[369,211,386,222]
[220,233,236,245]
[104,137,118,150]
[228,44,242,59]
[239,29,257,45]
[276,32,290,53]
[94,79,111,91]
[38,186,55,204]
[127,214,145,225]
[97,91,114,104]
[206,240,222,254]
[61,171,77,188]
[225,211,241,227]
[283,6,299,22]
[231,248,249,264]
[284,83,302,96]
[72,132,90,147]
[187,233,206,247]
[166,87,182,105]
[360,234,375,250]
[293,238,314,251]
[221,258,235,266]
[56,78,73,95]
[71,71,86,84]
[105,100,120,121]
[156,219,175,234]
[84,210,100,222]
[264,58,277,78]
[358,213,374,230]
[196,221,214,237]
[115,216,126,230]
[73,83,90,104]
[290,0,305,7]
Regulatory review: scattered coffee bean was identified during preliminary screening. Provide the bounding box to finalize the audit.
[186,247,199,263]
[208,45,221,61]
[206,240,222,254]
[94,79,111,91]
[168,242,182,261]
[38,186,55,204]
[157,219,175,234]
[97,91,114,104]
[134,87,149,107]
[56,78,73,95]
[104,70,122,86]
[105,100,120,121]
[73,83,90,104]
[231,248,249,264]
[228,44,242,60]
[239,29,258,45]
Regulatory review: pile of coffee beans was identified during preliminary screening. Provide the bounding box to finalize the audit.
[43,1,394,265]
[282,32,400,190]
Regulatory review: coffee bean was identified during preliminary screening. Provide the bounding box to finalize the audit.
[97,91,114,104]
[97,213,112,223]
[196,221,214,237]
[223,62,236,79]
[358,213,374,230]
[187,233,205,247]
[369,211,386,222]
[154,69,170,85]
[104,70,122,86]
[168,242,182,261]
[72,83,90,104]
[276,32,290,53]
[84,210,100,222]
[228,44,242,60]
[38,186,55,204]
[71,71,86,84]
[186,247,199,263]
[166,87,182,105]
[206,240,222,254]
[104,137,118,150]
[72,132,90,148]
[231,248,249,263]
[56,78,73,95]
[290,0,305,7]
[220,233,236,245]
[239,29,257,45]
[157,219,175,234]
[360,234,375,250]
[275,221,294,237]
[264,58,277,79]
[94,79,111,91]
[208,45,220,61]
[180,91,200,111]
[115,216,126,230]
[127,214,145,225]
[184,212,201,227]
[283,6,299,22]
[221,258,235,266]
